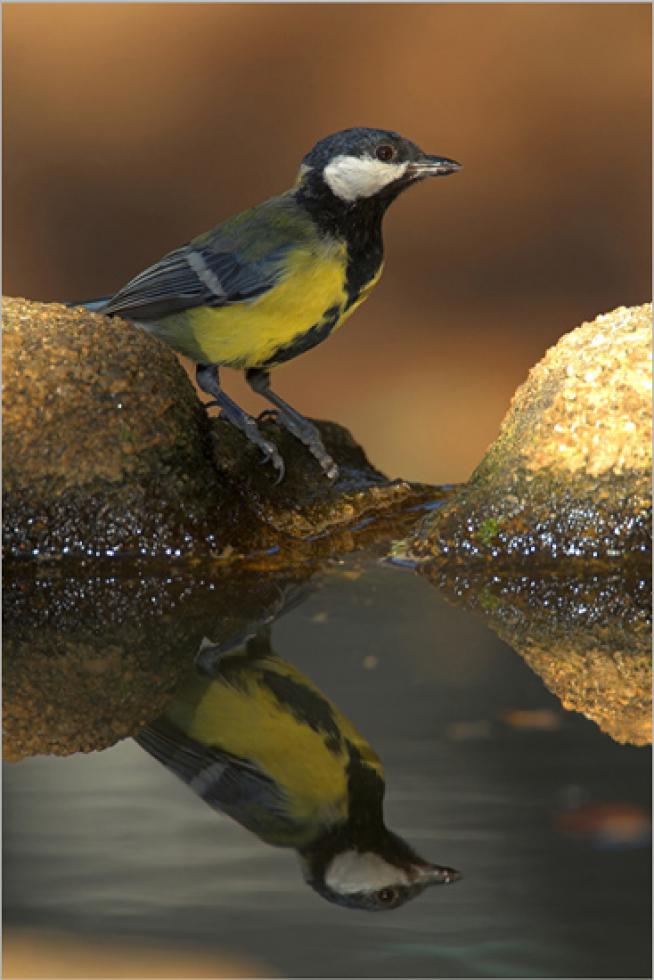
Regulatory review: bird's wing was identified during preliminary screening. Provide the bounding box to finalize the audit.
[99,242,287,321]
[135,718,297,834]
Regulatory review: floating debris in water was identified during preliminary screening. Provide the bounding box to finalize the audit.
[555,802,651,850]
[446,720,493,741]
[501,708,562,731]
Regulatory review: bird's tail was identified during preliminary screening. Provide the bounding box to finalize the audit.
[66,297,111,312]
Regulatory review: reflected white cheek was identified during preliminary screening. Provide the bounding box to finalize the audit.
[325,850,410,895]
[323,155,409,202]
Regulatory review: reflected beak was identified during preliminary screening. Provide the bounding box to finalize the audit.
[413,863,463,886]
[410,154,462,178]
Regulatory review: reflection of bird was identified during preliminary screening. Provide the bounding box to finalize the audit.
[80,127,460,482]
[135,631,461,911]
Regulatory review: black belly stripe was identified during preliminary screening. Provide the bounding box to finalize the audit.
[261,304,342,368]
[260,668,343,754]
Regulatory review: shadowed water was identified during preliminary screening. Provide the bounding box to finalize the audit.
[3,546,651,978]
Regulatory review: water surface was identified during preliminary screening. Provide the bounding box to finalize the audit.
[3,551,651,977]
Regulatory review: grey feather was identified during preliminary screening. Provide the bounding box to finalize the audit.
[97,192,322,323]
[99,243,285,321]
[135,718,300,842]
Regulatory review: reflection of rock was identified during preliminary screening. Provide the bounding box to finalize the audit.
[424,564,652,746]
[412,304,652,564]
[3,297,437,559]
[2,562,314,760]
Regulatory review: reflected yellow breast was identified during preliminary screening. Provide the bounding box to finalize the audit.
[166,666,351,829]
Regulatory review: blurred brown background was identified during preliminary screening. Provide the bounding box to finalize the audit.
[3,3,651,484]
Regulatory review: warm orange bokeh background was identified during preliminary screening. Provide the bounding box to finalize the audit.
[3,3,651,483]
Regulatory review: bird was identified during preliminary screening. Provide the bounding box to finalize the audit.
[134,630,462,911]
[80,127,461,482]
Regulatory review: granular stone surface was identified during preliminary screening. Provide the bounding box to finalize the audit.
[2,297,237,559]
[412,304,652,564]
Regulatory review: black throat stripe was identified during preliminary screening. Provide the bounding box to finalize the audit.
[295,181,386,311]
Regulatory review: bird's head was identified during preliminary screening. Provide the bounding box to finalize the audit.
[298,127,461,206]
[301,828,462,911]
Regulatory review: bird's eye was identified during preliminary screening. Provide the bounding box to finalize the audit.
[376,144,396,163]
[377,887,399,904]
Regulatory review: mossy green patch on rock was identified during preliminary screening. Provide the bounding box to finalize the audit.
[411,304,652,565]
[478,518,500,547]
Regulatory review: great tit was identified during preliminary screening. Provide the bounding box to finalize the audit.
[134,630,462,911]
[80,127,460,482]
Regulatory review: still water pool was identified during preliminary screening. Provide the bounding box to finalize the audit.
[3,543,651,978]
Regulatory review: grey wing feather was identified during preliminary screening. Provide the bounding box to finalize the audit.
[135,719,295,836]
[99,243,285,321]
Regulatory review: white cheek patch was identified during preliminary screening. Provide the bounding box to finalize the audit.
[323,155,409,202]
[325,850,410,895]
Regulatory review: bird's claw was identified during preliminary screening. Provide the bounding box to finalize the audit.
[257,440,286,484]
[270,413,339,482]
[309,444,339,481]
[257,408,280,424]
[321,456,340,481]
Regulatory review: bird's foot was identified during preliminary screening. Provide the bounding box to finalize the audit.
[215,407,285,483]
[237,413,286,484]
[274,413,339,481]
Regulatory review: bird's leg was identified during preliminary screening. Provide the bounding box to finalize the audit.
[196,364,285,482]
[245,369,339,481]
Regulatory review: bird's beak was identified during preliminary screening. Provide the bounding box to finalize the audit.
[412,863,463,886]
[410,154,462,178]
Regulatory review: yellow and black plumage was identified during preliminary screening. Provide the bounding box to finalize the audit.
[134,631,461,911]
[82,127,460,481]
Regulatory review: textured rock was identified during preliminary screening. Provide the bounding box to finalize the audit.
[2,297,236,559]
[2,297,437,560]
[425,564,651,746]
[412,304,652,565]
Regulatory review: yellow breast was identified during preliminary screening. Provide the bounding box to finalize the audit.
[152,246,383,369]
[187,245,348,368]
